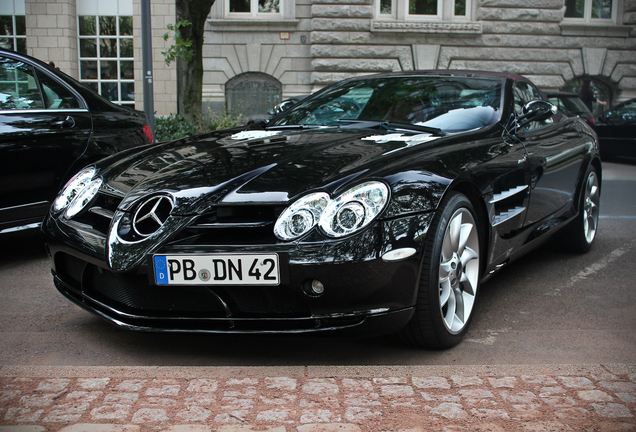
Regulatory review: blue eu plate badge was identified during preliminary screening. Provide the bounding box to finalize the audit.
[154,256,168,285]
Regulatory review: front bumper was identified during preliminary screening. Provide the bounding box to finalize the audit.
[44,212,433,336]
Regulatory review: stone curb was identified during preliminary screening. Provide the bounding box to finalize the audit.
[2,364,635,379]
[1,364,635,432]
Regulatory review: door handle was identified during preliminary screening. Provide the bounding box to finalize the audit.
[51,116,75,129]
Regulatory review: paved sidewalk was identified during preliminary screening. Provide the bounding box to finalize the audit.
[0,364,635,431]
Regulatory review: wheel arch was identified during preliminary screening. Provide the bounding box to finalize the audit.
[443,181,491,278]
[572,155,602,217]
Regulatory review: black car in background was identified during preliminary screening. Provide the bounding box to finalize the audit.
[593,98,636,160]
[245,95,309,126]
[0,48,153,235]
[43,71,601,349]
[547,92,595,126]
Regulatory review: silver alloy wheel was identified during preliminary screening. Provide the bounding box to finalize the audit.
[439,208,480,334]
[583,171,600,244]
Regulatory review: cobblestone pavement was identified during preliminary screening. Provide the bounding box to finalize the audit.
[0,364,634,431]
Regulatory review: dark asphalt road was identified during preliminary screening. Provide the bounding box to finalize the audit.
[1,161,635,367]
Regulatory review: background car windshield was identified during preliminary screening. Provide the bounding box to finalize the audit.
[602,100,636,124]
[549,95,591,117]
[272,76,503,132]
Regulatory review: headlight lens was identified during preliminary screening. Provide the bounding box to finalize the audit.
[63,178,102,219]
[319,181,389,238]
[274,192,329,240]
[274,182,390,241]
[51,166,97,213]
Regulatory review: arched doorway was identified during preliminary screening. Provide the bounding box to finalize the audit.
[225,72,282,119]
[560,76,613,116]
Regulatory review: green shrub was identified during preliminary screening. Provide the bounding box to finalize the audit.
[201,110,242,132]
[154,111,243,142]
[154,114,199,142]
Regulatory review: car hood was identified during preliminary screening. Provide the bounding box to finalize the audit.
[99,128,448,215]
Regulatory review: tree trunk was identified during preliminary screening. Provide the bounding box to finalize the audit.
[176,0,215,123]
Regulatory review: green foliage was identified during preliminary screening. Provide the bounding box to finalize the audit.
[162,19,194,66]
[154,114,199,142]
[203,110,242,132]
[154,111,243,142]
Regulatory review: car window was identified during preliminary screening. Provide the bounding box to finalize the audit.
[514,81,550,130]
[0,56,44,110]
[604,101,636,124]
[36,70,80,109]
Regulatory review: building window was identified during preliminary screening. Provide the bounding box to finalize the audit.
[226,72,282,118]
[77,14,134,107]
[227,0,282,17]
[377,0,470,20]
[0,14,26,54]
[564,0,616,22]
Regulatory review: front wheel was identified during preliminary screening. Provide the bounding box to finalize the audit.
[561,165,600,253]
[396,192,481,349]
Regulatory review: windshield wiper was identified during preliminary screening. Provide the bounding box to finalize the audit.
[337,119,445,135]
[266,124,324,130]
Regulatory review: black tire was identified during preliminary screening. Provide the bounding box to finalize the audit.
[395,192,482,349]
[561,165,600,253]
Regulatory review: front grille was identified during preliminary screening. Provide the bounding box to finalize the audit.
[57,253,86,287]
[86,267,228,316]
[72,192,123,236]
[180,204,284,245]
[55,252,310,320]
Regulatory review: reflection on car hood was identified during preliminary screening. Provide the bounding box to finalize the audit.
[98,128,444,214]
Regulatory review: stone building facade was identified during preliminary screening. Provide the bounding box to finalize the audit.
[204,0,636,118]
[5,0,636,118]
[8,0,177,115]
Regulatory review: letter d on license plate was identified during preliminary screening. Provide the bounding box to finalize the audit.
[153,254,280,286]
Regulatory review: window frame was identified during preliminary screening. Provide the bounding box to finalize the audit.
[0,14,27,54]
[376,0,471,21]
[225,0,284,19]
[77,14,135,108]
[563,0,617,24]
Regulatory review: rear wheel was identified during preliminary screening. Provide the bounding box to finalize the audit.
[396,192,481,349]
[562,165,600,253]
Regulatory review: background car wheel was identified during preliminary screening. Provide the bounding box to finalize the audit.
[396,192,481,349]
[561,165,601,253]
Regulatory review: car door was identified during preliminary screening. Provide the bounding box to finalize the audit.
[516,81,588,226]
[0,54,92,233]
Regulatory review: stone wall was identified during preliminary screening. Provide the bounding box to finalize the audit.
[203,0,314,112]
[306,0,636,100]
[25,0,79,79]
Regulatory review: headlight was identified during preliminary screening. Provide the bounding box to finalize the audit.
[274,182,390,241]
[319,181,389,238]
[274,192,329,241]
[63,178,102,219]
[51,166,97,213]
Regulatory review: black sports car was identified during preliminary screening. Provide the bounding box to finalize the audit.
[593,98,636,160]
[0,48,153,236]
[42,71,601,349]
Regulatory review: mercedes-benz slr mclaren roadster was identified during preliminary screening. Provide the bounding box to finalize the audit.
[42,71,601,348]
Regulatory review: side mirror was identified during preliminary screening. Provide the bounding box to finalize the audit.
[517,100,558,129]
[272,100,297,115]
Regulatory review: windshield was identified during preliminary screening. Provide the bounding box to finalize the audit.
[270,76,503,133]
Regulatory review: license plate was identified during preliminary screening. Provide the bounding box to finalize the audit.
[153,254,280,286]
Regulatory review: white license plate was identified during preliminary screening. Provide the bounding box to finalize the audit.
[153,254,280,286]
